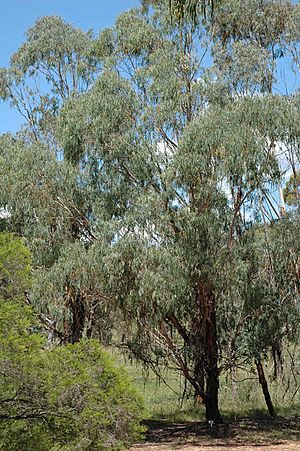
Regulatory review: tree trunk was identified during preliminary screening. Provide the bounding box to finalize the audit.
[194,282,222,423]
[70,291,86,343]
[194,354,205,404]
[271,341,283,380]
[205,365,221,422]
[204,295,222,423]
[85,299,97,339]
[256,358,276,417]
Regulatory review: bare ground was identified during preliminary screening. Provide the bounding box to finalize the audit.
[130,416,300,451]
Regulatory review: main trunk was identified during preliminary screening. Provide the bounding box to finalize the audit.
[193,282,222,423]
[204,295,222,423]
[64,286,86,343]
[70,291,86,343]
[193,355,205,404]
[204,311,221,423]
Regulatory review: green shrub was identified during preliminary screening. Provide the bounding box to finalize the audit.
[0,232,144,449]
[45,339,145,450]
[0,301,144,450]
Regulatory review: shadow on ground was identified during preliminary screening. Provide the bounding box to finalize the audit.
[141,415,300,447]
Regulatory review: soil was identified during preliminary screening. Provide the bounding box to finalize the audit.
[130,417,300,451]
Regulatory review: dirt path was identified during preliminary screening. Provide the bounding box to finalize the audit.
[130,417,300,451]
[132,443,300,450]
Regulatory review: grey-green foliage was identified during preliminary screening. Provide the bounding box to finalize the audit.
[58,71,138,166]
[231,215,300,362]
[0,16,98,147]
[32,241,116,344]
[96,4,205,128]
[211,0,298,95]
[11,16,96,94]
[60,1,300,386]
[0,134,116,343]
[0,136,85,267]
[167,0,219,21]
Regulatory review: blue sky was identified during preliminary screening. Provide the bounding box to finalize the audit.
[0,0,138,134]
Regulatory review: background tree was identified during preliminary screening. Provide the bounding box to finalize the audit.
[284,171,300,209]
[0,16,98,149]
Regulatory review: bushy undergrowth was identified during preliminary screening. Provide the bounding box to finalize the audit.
[0,302,145,451]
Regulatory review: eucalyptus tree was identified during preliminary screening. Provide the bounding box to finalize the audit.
[210,0,300,384]
[58,2,225,420]
[55,0,300,421]
[1,0,300,423]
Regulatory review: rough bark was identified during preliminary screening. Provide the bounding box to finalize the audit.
[194,282,222,423]
[64,285,86,343]
[70,291,86,343]
[256,358,276,417]
[193,355,205,404]
[204,297,222,423]
[158,280,222,422]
